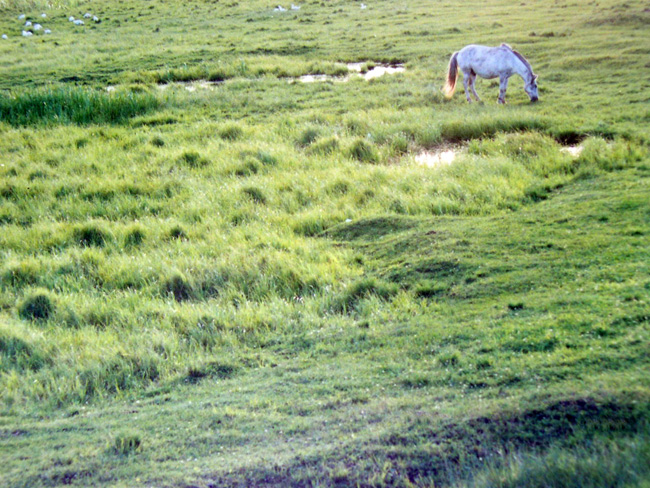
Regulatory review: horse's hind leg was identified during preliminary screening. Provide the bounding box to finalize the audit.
[462,69,473,102]
[498,75,509,104]
[469,72,482,102]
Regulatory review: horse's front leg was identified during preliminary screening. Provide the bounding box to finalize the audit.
[462,70,473,102]
[498,75,509,104]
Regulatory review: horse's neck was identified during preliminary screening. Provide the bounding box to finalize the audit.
[511,53,532,82]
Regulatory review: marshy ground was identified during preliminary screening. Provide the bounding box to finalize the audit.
[0,0,648,486]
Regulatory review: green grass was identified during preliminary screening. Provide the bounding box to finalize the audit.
[0,87,160,126]
[0,0,649,486]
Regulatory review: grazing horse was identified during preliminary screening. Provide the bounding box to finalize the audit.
[443,44,539,104]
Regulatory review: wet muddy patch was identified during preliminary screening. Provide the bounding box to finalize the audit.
[561,145,584,157]
[156,80,223,92]
[295,62,405,83]
[415,146,463,169]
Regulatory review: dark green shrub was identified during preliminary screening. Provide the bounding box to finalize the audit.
[18,290,55,321]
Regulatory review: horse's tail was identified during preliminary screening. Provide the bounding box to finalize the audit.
[443,52,459,98]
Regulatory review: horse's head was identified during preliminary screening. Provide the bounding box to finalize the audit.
[525,74,539,102]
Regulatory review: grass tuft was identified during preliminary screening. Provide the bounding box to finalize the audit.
[163,272,194,302]
[349,138,380,163]
[242,186,267,204]
[113,433,142,455]
[18,289,55,322]
[219,123,244,141]
[73,224,111,248]
[178,151,209,168]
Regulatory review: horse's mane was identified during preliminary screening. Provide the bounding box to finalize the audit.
[512,49,534,79]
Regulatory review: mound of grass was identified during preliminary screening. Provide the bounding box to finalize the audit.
[242,186,267,204]
[0,88,160,126]
[333,277,399,313]
[73,224,111,248]
[349,138,380,163]
[163,272,194,302]
[0,330,49,372]
[219,123,244,141]
[18,289,55,321]
[296,127,320,147]
[307,135,340,155]
[123,225,146,247]
[185,361,238,383]
[178,150,209,168]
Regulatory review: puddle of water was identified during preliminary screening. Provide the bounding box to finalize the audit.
[114,62,405,91]
[356,64,406,80]
[561,145,583,157]
[154,80,223,91]
[298,74,349,83]
[296,62,405,83]
[415,149,458,168]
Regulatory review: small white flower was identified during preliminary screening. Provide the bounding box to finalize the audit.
[18,14,26,20]
[22,30,33,37]
[84,13,92,18]
[41,13,47,18]
[69,16,75,22]
[1,34,8,40]
[44,29,52,34]
[25,20,32,26]
[33,24,42,30]
[74,19,84,25]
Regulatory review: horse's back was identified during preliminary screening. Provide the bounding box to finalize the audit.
[457,44,515,79]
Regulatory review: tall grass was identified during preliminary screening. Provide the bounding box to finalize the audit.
[0,87,160,126]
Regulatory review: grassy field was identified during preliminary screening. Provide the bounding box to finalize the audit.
[0,0,649,486]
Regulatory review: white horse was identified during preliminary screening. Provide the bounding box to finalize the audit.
[443,44,539,104]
